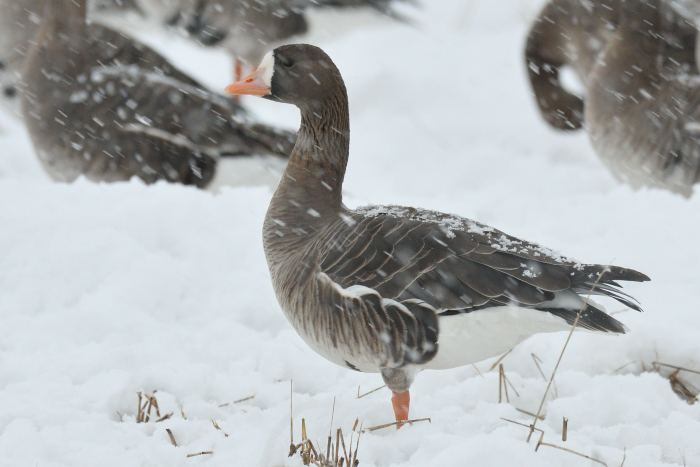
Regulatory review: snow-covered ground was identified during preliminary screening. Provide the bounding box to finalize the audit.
[2,1,700,465]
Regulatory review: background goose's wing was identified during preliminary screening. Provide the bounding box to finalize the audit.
[84,24,296,157]
[318,205,649,335]
[25,24,295,186]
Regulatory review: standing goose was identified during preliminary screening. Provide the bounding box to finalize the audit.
[135,0,408,82]
[226,44,649,426]
[21,0,294,188]
[525,0,700,197]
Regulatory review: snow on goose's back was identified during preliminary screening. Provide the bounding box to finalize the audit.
[226,44,650,428]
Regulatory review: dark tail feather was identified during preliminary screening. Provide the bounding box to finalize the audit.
[543,303,628,333]
[572,266,650,313]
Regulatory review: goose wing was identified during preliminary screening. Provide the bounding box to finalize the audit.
[26,24,295,185]
[314,205,648,367]
[83,24,295,156]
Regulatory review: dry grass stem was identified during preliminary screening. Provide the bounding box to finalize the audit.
[351,423,362,466]
[151,391,161,417]
[668,371,699,404]
[489,349,514,372]
[327,397,336,460]
[335,428,340,467]
[186,451,213,458]
[610,361,637,374]
[180,404,187,420]
[562,417,568,442]
[329,397,336,437]
[166,428,177,447]
[286,392,361,466]
[527,269,609,442]
[289,380,295,456]
[499,364,504,403]
[503,364,520,397]
[498,364,520,403]
[340,427,349,462]
[308,439,318,458]
[531,353,546,379]
[653,362,700,376]
[363,418,431,433]
[515,408,544,420]
[532,353,557,398]
[536,439,608,466]
[218,403,229,407]
[356,385,386,399]
[348,428,354,463]
[472,364,484,378]
[233,395,255,404]
[498,363,510,404]
[156,413,173,423]
[620,448,626,467]
[501,417,544,435]
[135,391,161,423]
[652,363,700,403]
[211,419,229,437]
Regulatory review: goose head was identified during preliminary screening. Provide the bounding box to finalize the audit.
[224,44,345,111]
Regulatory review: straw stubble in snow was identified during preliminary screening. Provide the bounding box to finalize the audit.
[1,0,700,465]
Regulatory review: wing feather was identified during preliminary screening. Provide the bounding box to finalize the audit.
[314,206,648,367]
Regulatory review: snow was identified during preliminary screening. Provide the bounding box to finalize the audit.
[1,0,700,466]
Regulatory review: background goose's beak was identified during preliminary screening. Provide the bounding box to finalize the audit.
[224,67,270,96]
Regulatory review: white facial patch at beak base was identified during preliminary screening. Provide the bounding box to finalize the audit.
[259,51,275,87]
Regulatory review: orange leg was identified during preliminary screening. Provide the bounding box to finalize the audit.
[232,60,243,102]
[391,390,410,429]
[234,60,243,82]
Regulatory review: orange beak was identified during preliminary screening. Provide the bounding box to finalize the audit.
[224,67,270,96]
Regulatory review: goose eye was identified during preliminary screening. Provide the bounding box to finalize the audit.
[283,59,293,68]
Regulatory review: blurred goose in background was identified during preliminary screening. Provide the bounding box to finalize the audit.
[0,0,138,117]
[226,44,649,426]
[525,0,700,197]
[21,0,294,188]
[0,0,48,116]
[133,0,412,81]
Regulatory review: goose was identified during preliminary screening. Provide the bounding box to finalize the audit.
[0,0,46,116]
[0,0,138,117]
[133,0,408,81]
[525,0,700,197]
[225,44,649,426]
[21,0,295,188]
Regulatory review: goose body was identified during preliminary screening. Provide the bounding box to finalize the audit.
[226,44,649,424]
[525,0,700,197]
[21,0,294,188]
